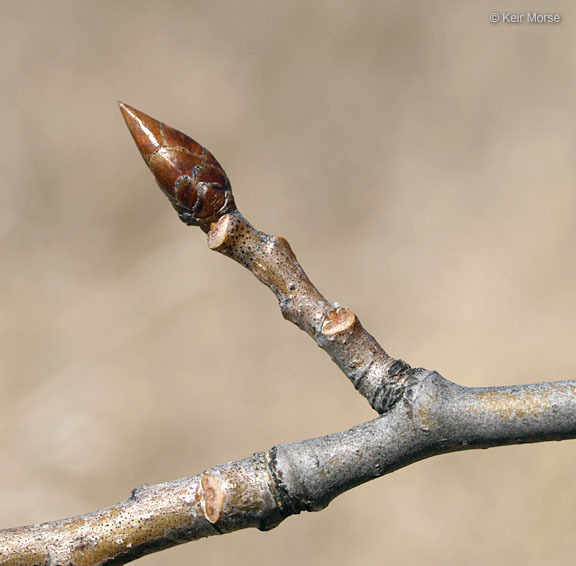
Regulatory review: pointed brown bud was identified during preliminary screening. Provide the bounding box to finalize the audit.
[119,102,235,230]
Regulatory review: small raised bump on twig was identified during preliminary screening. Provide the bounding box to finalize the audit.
[322,308,356,336]
[200,474,225,524]
[207,215,231,250]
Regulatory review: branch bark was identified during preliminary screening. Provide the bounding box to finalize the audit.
[1,104,573,565]
[2,374,575,565]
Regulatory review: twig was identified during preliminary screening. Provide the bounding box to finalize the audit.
[0,104,573,566]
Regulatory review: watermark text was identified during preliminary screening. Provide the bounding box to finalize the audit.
[490,12,561,24]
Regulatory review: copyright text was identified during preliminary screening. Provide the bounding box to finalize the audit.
[489,12,561,24]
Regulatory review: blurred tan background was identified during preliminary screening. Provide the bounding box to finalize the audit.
[1,1,575,564]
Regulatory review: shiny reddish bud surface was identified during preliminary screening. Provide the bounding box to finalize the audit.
[119,102,235,229]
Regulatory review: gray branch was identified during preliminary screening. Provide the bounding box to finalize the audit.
[1,372,574,565]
